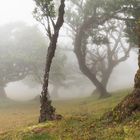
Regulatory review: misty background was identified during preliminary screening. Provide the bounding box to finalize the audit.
[0,0,138,101]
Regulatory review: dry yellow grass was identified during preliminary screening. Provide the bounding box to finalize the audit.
[0,90,129,133]
[0,90,139,140]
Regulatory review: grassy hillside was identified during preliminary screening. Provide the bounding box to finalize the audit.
[0,90,139,140]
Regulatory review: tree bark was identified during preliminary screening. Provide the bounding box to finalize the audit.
[39,0,65,123]
[73,13,117,99]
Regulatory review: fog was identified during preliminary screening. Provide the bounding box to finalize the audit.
[5,50,137,101]
[0,0,138,101]
[0,0,36,25]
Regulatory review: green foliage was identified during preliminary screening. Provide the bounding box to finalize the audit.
[22,133,55,140]
[33,0,55,21]
[112,0,140,45]
[66,0,140,45]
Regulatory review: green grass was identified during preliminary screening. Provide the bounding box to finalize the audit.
[22,133,54,140]
[0,89,139,140]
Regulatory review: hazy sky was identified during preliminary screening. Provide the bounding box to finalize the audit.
[0,0,36,25]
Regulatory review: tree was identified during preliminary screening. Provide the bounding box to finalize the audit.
[0,22,45,99]
[101,0,140,122]
[65,0,131,98]
[0,59,30,99]
[0,22,67,100]
[88,20,131,95]
[33,0,65,122]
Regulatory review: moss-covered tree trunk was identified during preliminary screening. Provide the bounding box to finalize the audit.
[39,0,65,123]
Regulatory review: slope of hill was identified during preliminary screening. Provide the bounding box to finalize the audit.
[0,90,139,140]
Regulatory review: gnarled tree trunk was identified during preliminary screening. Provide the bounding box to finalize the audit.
[74,30,110,98]
[39,0,65,123]
[73,13,117,99]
